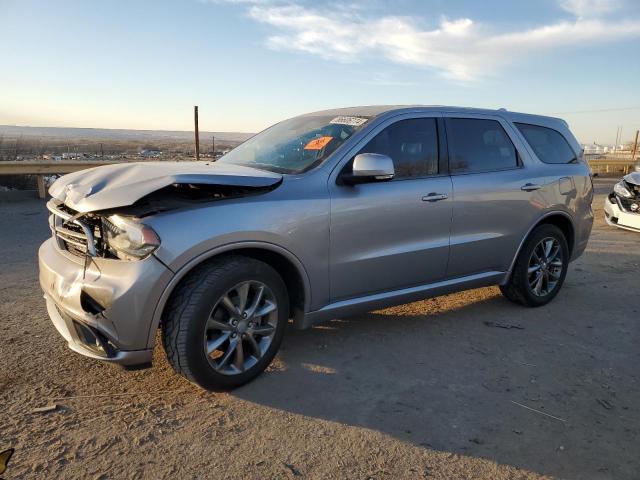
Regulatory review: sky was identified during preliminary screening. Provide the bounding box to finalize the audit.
[1,0,639,144]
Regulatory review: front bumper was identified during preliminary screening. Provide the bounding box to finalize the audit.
[603,196,640,232]
[39,237,172,366]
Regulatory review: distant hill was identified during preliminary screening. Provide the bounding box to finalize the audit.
[0,125,254,143]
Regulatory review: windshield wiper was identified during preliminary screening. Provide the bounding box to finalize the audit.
[244,162,293,174]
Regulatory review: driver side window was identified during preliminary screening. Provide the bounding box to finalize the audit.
[358,118,439,179]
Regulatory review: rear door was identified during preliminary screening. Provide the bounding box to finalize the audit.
[444,114,548,277]
[328,114,453,301]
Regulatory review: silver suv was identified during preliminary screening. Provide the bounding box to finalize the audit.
[39,106,594,390]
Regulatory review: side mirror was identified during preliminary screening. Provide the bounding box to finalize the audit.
[343,153,395,185]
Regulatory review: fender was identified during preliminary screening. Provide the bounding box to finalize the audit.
[145,241,312,348]
[502,209,575,285]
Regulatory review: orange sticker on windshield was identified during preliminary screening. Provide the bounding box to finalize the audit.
[304,136,333,150]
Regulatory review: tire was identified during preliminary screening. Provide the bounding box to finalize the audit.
[500,224,569,307]
[162,255,289,390]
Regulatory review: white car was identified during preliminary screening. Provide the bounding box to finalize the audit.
[604,172,640,232]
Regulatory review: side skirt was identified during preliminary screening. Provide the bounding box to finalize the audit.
[301,270,507,329]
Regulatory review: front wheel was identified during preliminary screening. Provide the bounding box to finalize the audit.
[162,256,289,390]
[500,224,569,307]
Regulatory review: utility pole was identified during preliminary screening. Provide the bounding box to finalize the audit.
[619,127,623,150]
[616,126,623,153]
[194,105,200,161]
[212,135,215,158]
[632,130,639,162]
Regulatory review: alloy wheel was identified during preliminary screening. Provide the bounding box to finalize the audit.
[528,237,563,297]
[203,281,278,375]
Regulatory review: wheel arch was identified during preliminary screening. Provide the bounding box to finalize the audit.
[539,214,575,258]
[503,211,575,285]
[146,242,311,348]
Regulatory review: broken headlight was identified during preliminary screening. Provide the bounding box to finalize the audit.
[613,181,633,199]
[102,215,160,260]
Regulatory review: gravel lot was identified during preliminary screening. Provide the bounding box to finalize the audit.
[0,178,638,479]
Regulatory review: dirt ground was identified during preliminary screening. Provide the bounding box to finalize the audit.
[0,178,638,479]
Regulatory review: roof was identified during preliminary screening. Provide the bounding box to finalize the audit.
[302,105,566,126]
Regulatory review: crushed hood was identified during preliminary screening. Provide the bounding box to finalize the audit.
[623,172,640,187]
[49,161,282,212]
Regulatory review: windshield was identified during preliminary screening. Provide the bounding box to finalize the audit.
[218,114,370,174]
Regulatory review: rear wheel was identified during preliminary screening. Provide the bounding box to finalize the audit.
[162,256,288,390]
[500,224,569,307]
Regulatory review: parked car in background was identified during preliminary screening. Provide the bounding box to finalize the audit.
[604,172,640,232]
[140,149,162,158]
[39,106,594,390]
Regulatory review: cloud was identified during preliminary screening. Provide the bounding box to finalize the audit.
[357,73,419,88]
[215,0,640,81]
[559,0,621,17]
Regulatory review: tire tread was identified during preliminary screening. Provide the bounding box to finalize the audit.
[161,256,256,385]
[500,224,568,308]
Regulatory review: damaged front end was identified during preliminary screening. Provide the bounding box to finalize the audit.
[48,180,282,260]
[47,161,283,259]
[42,190,168,366]
[604,172,640,232]
[47,199,161,261]
[40,161,283,368]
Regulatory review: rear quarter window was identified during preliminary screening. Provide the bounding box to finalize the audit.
[515,123,577,164]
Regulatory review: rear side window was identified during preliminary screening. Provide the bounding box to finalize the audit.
[515,123,577,164]
[446,118,518,173]
[358,118,439,179]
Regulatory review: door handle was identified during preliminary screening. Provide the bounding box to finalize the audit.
[521,183,542,192]
[422,193,448,202]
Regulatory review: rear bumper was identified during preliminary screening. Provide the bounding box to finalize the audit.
[39,237,172,366]
[572,204,593,261]
[604,197,640,232]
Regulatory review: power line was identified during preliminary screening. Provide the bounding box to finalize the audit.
[551,106,640,115]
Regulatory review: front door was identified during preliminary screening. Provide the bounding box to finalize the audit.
[329,116,453,302]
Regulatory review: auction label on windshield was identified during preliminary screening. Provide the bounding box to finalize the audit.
[304,136,333,150]
[330,116,368,127]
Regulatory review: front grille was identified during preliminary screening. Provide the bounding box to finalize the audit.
[47,200,104,257]
[618,197,640,214]
[628,182,640,196]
